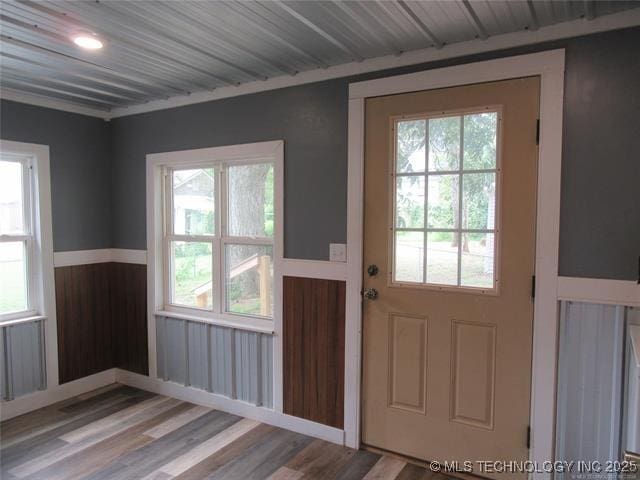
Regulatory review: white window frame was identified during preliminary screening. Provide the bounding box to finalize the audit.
[0,139,57,388]
[147,141,284,399]
[161,159,276,324]
[389,106,502,295]
[0,154,37,320]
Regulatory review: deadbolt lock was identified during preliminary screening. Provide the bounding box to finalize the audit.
[367,264,379,276]
[363,288,378,300]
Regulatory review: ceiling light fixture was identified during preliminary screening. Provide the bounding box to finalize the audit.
[72,33,103,50]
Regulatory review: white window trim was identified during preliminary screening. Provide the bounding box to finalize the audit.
[0,139,58,389]
[146,140,284,411]
[346,49,565,480]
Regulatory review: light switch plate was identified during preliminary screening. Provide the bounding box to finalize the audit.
[329,243,347,262]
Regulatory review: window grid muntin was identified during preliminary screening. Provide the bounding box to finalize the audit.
[392,109,500,291]
[163,160,274,319]
[164,165,218,312]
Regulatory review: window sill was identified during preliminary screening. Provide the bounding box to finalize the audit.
[0,315,46,327]
[155,310,274,334]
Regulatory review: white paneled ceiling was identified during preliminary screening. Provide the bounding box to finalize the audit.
[1,1,639,114]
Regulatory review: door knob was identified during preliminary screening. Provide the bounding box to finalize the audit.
[363,288,378,300]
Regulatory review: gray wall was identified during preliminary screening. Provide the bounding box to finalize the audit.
[110,27,640,279]
[0,100,112,252]
[559,28,640,280]
[1,28,638,278]
[110,80,348,260]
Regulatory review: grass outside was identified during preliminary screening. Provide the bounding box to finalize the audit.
[0,258,27,314]
[174,253,267,315]
[229,297,261,315]
[396,236,493,288]
[174,253,212,308]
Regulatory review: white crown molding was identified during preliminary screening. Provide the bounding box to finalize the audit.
[2,9,639,121]
[0,88,109,120]
[53,248,147,267]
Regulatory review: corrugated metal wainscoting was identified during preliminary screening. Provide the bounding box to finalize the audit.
[555,302,639,474]
[1,319,46,401]
[156,316,273,408]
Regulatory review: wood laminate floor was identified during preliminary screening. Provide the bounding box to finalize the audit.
[1,384,452,480]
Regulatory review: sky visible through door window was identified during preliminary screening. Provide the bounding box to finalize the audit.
[393,110,499,290]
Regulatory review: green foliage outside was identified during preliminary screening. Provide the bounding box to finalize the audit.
[0,257,27,314]
[396,113,497,250]
[394,113,497,287]
[264,166,274,237]
[184,210,214,236]
[395,231,493,287]
[174,242,212,307]
[174,165,274,314]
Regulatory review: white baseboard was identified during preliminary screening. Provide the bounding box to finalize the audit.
[114,369,345,446]
[558,276,640,307]
[2,366,345,447]
[53,249,147,267]
[0,369,117,421]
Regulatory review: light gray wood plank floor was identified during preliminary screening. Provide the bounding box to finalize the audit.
[1,384,449,480]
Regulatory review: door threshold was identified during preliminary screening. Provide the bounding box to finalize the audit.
[361,444,491,480]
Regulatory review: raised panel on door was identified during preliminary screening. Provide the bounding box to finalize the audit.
[388,313,427,414]
[450,320,496,429]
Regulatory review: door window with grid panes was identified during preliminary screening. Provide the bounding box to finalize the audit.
[392,108,500,291]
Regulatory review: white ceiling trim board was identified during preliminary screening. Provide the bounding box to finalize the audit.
[1,8,639,121]
[0,87,109,119]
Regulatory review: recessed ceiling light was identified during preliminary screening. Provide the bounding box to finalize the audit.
[72,33,103,50]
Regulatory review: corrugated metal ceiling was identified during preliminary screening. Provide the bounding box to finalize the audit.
[0,1,638,112]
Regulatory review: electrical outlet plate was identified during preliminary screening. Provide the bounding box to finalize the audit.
[329,243,347,262]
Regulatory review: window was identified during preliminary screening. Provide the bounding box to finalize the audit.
[392,109,500,291]
[158,143,281,327]
[0,155,35,319]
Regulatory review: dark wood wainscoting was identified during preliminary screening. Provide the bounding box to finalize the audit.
[55,262,148,384]
[283,276,345,429]
[111,263,148,375]
[55,263,113,384]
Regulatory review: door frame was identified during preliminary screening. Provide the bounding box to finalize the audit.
[345,50,565,479]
